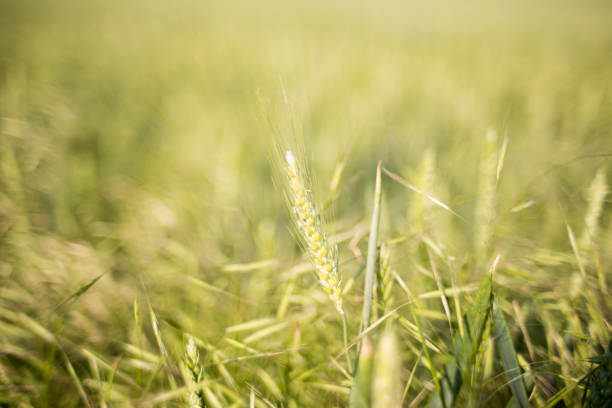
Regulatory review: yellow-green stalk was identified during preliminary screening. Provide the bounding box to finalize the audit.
[285,150,343,314]
[372,329,402,408]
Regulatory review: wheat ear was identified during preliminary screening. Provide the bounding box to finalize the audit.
[285,150,343,314]
[184,336,205,408]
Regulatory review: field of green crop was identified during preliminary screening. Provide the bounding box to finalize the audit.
[1,0,611,406]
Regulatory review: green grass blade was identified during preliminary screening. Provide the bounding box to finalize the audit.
[427,248,453,336]
[351,160,382,375]
[63,351,93,408]
[491,295,530,408]
[361,160,383,332]
[355,161,383,370]
[541,381,581,408]
[401,351,422,404]
[55,273,106,309]
[412,303,444,408]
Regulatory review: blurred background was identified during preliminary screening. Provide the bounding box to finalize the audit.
[1,0,611,406]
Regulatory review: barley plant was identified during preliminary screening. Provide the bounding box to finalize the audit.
[0,0,611,407]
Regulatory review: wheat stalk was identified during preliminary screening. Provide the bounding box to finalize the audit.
[285,150,343,314]
[372,329,402,408]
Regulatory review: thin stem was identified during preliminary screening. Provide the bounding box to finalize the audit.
[342,312,353,374]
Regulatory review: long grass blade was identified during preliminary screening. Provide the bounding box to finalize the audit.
[354,160,383,370]
[382,166,465,222]
[541,381,581,408]
[361,161,383,332]
[491,295,530,408]
[55,273,106,310]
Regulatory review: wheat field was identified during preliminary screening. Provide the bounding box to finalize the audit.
[1,0,611,406]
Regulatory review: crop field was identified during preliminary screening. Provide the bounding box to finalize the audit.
[1,0,611,406]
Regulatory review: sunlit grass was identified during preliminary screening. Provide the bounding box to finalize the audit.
[0,0,611,406]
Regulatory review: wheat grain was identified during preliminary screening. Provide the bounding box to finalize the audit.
[285,150,343,314]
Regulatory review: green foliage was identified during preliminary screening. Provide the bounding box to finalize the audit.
[428,269,493,407]
[583,341,612,408]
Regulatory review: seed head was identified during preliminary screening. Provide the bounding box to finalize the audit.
[285,150,343,314]
[183,335,205,408]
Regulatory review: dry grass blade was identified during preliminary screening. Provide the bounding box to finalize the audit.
[402,351,423,404]
[213,349,295,366]
[309,382,351,395]
[221,259,279,273]
[243,322,288,344]
[225,317,276,333]
[337,302,412,360]
[188,276,249,302]
[382,166,466,222]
